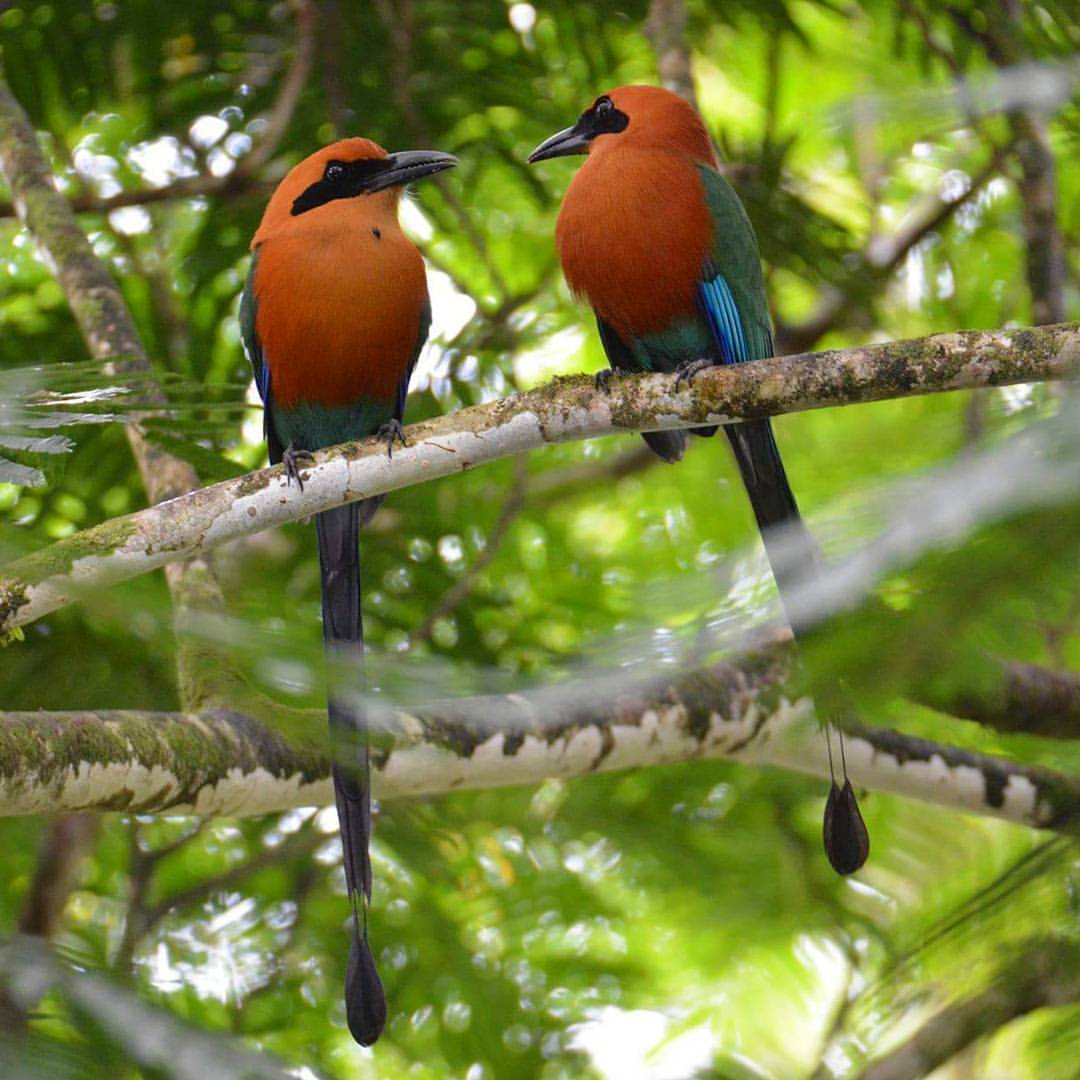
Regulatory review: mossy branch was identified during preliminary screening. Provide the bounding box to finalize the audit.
[0,62,241,712]
[2,320,1078,635]
[0,649,1077,829]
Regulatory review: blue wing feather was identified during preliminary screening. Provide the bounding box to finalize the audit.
[698,272,749,366]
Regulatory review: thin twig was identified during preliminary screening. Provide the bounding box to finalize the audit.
[372,0,510,298]
[140,826,322,933]
[235,0,317,179]
[525,443,658,506]
[775,146,1009,354]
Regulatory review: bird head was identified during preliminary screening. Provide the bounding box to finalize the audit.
[254,137,457,242]
[528,85,715,166]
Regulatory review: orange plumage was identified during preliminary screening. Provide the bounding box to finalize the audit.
[555,86,718,340]
[250,138,427,408]
[242,136,457,1047]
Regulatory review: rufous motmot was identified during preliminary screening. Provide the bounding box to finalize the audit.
[529,85,867,875]
[242,137,458,1045]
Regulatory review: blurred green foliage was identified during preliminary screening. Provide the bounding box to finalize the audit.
[1,0,1079,1076]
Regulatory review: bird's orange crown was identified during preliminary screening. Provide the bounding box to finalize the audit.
[596,85,717,165]
[538,85,719,338]
[253,138,393,245]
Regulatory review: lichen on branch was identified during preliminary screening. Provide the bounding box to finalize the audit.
[2,321,1078,635]
[0,651,1076,830]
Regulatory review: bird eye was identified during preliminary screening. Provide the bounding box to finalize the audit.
[324,162,346,182]
[595,96,613,114]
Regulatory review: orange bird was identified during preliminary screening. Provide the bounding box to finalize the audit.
[241,137,457,1044]
[530,87,867,874]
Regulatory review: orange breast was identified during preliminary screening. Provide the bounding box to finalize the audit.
[555,149,712,339]
[253,213,427,408]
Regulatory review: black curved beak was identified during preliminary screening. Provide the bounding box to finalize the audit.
[527,124,591,164]
[367,149,459,191]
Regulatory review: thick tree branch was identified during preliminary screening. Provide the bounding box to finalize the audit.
[645,0,696,106]
[860,938,1080,1080]
[0,62,248,711]
[0,651,1076,828]
[2,321,1078,635]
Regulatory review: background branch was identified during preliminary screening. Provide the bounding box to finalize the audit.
[645,0,696,106]
[234,0,317,179]
[860,938,1080,1080]
[18,815,100,938]
[981,1,1067,326]
[1,651,1076,828]
[0,67,220,656]
[410,456,529,646]
[0,935,296,1080]
[139,825,322,938]
[921,659,1080,740]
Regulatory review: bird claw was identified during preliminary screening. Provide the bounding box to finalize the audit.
[282,444,315,490]
[377,419,408,459]
[674,357,714,390]
[594,369,617,394]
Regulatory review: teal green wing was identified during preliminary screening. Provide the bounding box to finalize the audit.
[239,249,285,464]
[695,163,812,605]
[394,297,431,424]
[696,165,774,362]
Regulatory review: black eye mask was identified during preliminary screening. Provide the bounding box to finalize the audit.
[291,159,397,216]
[527,95,630,163]
[291,150,459,216]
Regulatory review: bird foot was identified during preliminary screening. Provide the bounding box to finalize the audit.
[594,369,618,394]
[282,444,315,490]
[377,419,408,459]
[673,357,715,390]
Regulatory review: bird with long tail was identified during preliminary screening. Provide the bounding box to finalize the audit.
[528,85,867,875]
[241,137,457,1044]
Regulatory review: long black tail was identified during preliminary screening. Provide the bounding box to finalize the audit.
[315,503,387,1046]
[724,418,820,635]
[641,429,691,463]
[725,419,869,873]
